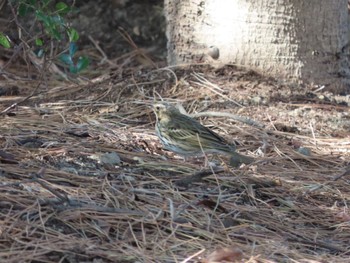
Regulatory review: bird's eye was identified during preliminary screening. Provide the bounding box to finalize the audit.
[156,106,160,111]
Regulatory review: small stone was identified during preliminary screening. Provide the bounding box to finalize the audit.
[98,152,121,165]
[297,147,311,156]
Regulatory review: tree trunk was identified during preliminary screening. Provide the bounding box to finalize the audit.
[164,0,350,93]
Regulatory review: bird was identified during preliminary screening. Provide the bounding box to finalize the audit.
[152,102,253,165]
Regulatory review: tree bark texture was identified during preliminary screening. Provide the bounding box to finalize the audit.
[165,0,350,92]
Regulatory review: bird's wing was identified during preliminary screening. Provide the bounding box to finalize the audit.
[167,114,232,148]
[166,119,195,141]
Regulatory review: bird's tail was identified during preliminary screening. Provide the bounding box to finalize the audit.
[230,152,254,167]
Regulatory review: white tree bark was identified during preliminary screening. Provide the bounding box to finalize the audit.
[165,0,350,92]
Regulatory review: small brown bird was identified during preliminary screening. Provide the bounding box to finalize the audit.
[152,103,253,165]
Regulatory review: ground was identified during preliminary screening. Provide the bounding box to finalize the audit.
[0,1,350,263]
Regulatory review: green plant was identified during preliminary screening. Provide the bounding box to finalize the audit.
[2,0,89,74]
[0,32,11,48]
[60,42,89,74]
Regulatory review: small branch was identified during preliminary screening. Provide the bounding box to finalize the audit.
[88,35,116,66]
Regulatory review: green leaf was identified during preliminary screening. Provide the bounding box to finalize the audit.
[60,53,73,65]
[50,27,62,40]
[76,56,89,72]
[36,11,50,27]
[35,8,68,41]
[55,2,68,10]
[18,2,29,16]
[42,0,52,8]
[52,15,65,26]
[69,42,77,56]
[55,2,70,14]
[18,3,27,16]
[35,38,43,46]
[0,33,11,48]
[67,28,79,42]
[69,64,77,74]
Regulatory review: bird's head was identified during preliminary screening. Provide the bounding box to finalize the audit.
[153,103,167,113]
[152,103,170,121]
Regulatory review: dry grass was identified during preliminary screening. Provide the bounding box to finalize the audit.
[0,64,349,263]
